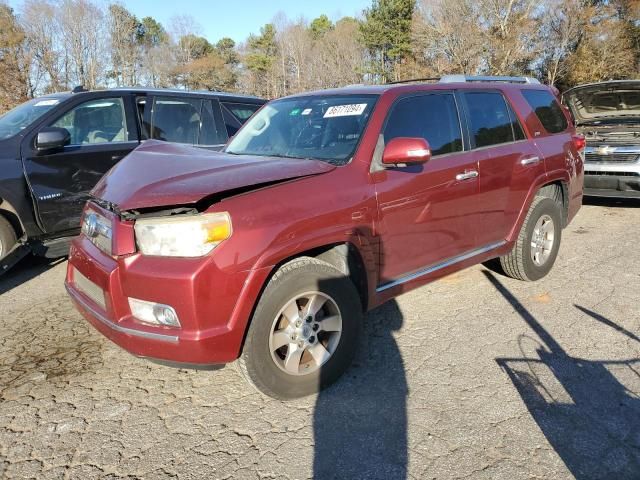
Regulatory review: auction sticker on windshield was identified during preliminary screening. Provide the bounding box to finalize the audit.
[323,104,367,118]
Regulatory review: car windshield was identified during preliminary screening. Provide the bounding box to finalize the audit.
[0,97,62,140]
[225,95,377,165]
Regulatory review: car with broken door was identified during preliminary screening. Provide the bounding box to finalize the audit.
[65,75,584,399]
[0,87,265,272]
[563,80,640,198]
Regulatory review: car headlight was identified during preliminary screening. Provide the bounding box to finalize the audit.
[134,212,232,257]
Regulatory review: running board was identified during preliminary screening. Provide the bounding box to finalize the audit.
[33,236,73,258]
[376,241,506,292]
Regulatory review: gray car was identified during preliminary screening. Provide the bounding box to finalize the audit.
[563,80,640,198]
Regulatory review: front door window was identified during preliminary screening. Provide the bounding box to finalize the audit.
[51,98,128,145]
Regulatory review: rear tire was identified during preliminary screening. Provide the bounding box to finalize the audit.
[0,215,17,261]
[237,257,362,400]
[500,196,562,281]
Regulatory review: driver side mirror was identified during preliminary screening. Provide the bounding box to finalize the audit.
[36,127,70,153]
[382,137,431,166]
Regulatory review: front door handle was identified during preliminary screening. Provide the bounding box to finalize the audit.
[521,156,541,166]
[455,170,479,181]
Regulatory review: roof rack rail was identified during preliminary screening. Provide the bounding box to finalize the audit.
[387,77,440,85]
[439,75,540,84]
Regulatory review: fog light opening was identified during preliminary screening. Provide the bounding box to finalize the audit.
[128,298,181,328]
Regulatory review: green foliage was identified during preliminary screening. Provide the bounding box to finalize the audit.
[179,34,214,60]
[216,37,238,65]
[309,14,333,39]
[246,23,278,74]
[359,0,416,81]
[140,16,167,47]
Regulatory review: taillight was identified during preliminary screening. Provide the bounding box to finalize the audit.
[572,134,586,152]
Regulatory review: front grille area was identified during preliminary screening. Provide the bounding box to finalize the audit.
[584,171,640,177]
[585,153,639,164]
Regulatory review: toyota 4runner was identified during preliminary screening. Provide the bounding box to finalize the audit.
[65,75,584,399]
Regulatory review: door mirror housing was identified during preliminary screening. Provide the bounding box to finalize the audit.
[36,127,70,153]
[382,137,432,166]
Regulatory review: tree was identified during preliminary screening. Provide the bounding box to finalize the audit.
[310,14,333,39]
[0,4,29,110]
[360,0,416,82]
[244,23,279,97]
[566,2,637,85]
[21,0,64,93]
[58,0,108,89]
[108,3,142,86]
[216,37,238,65]
[139,17,171,87]
[413,0,484,76]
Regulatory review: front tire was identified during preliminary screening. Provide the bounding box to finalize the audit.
[0,215,17,262]
[237,257,362,400]
[500,196,562,281]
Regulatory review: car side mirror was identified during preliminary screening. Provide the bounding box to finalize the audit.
[382,137,431,166]
[36,127,70,153]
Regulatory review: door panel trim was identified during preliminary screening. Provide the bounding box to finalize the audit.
[376,240,506,292]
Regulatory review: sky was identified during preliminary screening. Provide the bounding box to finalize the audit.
[11,0,372,44]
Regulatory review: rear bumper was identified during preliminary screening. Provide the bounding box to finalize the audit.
[66,234,271,365]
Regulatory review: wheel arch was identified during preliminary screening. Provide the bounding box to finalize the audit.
[264,241,371,313]
[508,174,569,242]
[0,197,25,239]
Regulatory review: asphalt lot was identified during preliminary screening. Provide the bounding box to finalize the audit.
[1,198,639,480]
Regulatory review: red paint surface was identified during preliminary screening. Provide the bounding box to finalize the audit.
[67,82,583,365]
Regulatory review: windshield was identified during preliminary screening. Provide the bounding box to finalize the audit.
[0,97,62,140]
[225,95,377,165]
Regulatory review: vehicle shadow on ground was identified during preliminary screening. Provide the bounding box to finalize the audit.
[313,298,407,480]
[486,271,640,479]
[0,255,64,296]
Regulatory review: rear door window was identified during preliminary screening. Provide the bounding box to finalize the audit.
[383,93,463,156]
[150,96,201,144]
[521,90,568,134]
[463,92,517,148]
[200,100,228,146]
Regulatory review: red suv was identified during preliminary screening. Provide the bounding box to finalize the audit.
[65,75,584,399]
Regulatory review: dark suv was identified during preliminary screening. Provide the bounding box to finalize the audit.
[0,88,264,270]
[66,76,584,399]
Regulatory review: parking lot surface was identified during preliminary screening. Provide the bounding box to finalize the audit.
[1,199,639,480]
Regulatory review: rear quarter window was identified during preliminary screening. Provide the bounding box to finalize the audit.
[522,90,568,134]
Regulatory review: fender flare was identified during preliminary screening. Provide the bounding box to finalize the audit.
[507,171,570,243]
[0,196,26,238]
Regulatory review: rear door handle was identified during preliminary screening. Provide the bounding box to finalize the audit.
[520,156,541,166]
[455,170,479,181]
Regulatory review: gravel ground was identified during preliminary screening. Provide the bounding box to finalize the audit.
[0,198,639,480]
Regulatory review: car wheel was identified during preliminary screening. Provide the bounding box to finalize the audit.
[0,215,17,262]
[237,256,362,400]
[500,196,562,282]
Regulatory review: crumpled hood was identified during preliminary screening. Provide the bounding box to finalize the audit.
[563,80,640,124]
[91,140,336,211]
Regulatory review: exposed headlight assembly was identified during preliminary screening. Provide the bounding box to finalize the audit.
[134,212,232,257]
